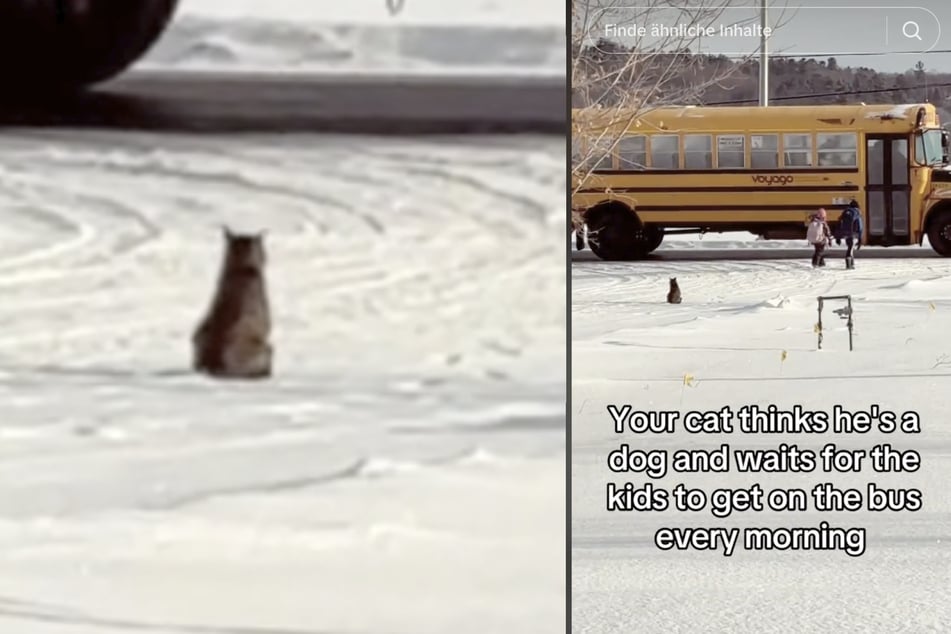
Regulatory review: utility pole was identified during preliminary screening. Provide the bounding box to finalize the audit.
[759,2,769,106]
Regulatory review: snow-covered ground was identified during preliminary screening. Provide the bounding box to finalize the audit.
[572,234,951,632]
[0,131,564,633]
[138,0,564,75]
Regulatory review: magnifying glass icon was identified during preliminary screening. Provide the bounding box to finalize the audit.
[903,21,922,40]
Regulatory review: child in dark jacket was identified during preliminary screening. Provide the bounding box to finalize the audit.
[834,199,865,269]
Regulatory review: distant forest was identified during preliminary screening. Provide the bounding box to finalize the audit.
[575,39,951,122]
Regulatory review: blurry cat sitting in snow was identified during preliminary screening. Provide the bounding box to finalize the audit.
[667,277,682,304]
[192,226,273,379]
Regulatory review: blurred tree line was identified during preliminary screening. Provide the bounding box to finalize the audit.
[574,38,951,123]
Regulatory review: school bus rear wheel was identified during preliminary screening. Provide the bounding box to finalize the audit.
[585,203,655,261]
[927,209,951,256]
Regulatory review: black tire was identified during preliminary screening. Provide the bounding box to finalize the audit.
[645,227,664,253]
[587,207,650,261]
[0,0,178,92]
[928,210,951,256]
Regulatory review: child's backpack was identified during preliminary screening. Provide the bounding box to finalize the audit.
[835,207,859,239]
[806,218,824,244]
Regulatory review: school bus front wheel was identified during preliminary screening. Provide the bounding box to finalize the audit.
[926,207,951,256]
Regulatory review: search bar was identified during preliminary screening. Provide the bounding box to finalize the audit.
[588,5,942,57]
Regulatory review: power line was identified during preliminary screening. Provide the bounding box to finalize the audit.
[586,43,951,59]
[714,49,951,59]
[706,81,951,106]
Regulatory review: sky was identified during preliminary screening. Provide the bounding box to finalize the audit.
[586,0,951,74]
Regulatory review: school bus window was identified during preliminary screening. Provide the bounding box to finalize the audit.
[817,132,858,167]
[651,135,680,169]
[717,134,745,168]
[783,133,813,167]
[751,134,778,168]
[590,137,615,171]
[915,129,943,165]
[617,135,647,169]
[684,135,712,169]
[867,138,884,185]
[593,152,613,171]
[891,139,909,184]
[892,191,910,235]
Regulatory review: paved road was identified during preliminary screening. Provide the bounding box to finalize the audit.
[0,70,565,134]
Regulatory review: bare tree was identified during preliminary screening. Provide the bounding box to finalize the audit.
[570,1,793,240]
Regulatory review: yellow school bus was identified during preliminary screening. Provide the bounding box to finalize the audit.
[571,103,951,259]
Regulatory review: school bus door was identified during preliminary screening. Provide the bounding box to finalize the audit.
[865,135,912,246]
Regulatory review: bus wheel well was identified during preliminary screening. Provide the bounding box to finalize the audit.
[925,204,951,256]
[583,201,637,227]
